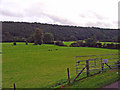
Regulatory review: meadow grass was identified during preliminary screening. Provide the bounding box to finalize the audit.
[2,42,118,88]
[68,69,119,88]
[63,41,75,46]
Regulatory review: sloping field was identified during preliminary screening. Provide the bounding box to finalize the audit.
[2,43,118,88]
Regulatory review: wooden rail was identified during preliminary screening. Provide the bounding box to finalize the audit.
[73,65,86,82]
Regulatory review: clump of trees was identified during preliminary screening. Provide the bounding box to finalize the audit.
[70,38,97,47]
[55,41,66,46]
[85,38,97,47]
[32,28,55,45]
[43,32,54,44]
[70,38,120,49]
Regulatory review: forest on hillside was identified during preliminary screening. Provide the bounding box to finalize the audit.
[2,21,118,42]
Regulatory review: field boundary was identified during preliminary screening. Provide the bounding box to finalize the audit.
[64,53,120,87]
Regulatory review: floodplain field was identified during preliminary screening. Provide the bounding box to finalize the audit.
[2,42,118,88]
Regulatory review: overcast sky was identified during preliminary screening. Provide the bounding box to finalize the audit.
[0,0,119,29]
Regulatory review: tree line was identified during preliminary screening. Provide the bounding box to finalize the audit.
[2,21,119,42]
[70,38,120,49]
[13,28,54,45]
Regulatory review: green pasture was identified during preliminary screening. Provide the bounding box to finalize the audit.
[63,41,75,46]
[69,69,119,88]
[2,42,118,88]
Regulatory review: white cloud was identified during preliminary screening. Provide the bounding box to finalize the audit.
[0,0,119,29]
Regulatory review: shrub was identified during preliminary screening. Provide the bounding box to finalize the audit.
[77,40,84,46]
[102,43,107,48]
[55,41,66,46]
[85,38,97,47]
[70,43,79,47]
[45,42,54,44]
[107,43,116,49]
[43,33,54,44]
[13,42,16,45]
[96,43,102,48]
[114,44,120,49]
[25,41,28,45]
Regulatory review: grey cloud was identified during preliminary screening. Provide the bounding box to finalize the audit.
[79,12,107,20]
[0,9,23,17]
[44,14,76,25]
[94,13,108,20]
[85,21,113,28]
[24,4,76,25]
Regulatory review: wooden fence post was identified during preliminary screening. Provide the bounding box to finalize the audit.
[86,60,89,77]
[14,83,16,90]
[67,68,70,84]
[101,63,104,71]
[101,58,104,72]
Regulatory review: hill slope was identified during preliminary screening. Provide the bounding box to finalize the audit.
[2,21,118,42]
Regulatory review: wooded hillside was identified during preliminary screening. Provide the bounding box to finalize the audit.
[2,21,118,42]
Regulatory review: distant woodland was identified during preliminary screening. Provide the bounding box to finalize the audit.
[2,21,119,42]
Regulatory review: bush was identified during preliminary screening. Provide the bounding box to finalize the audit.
[96,43,102,48]
[85,38,97,47]
[55,41,66,46]
[77,40,84,46]
[25,41,28,45]
[13,42,16,45]
[70,43,79,47]
[44,42,54,44]
[107,44,115,49]
[114,44,120,49]
[102,43,107,48]
[43,33,54,44]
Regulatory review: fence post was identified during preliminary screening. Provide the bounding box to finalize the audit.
[86,60,89,77]
[14,83,16,90]
[101,63,104,71]
[67,68,70,84]
[101,58,104,72]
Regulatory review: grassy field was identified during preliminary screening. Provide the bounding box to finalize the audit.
[63,41,75,46]
[69,69,119,88]
[2,42,119,88]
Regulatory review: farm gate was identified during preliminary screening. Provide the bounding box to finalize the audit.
[71,53,120,82]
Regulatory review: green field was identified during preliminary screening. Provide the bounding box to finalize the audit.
[63,41,75,46]
[69,69,119,88]
[2,42,119,88]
